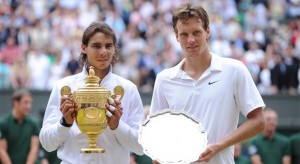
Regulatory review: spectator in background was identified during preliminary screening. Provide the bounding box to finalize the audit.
[234,143,250,164]
[65,50,81,76]
[244,41,265,83]
[271,55,290,94]
[290,132,300,164]
[0,55,10,89]
[0,89,40,164]
[283,44,300,95]
[257,59,272,95]
[27,46,51,90]
[0,0,299,96]
[0,36,21,65]
[10,56,31,89]
[248,108,291,164]
[46,51,65,91]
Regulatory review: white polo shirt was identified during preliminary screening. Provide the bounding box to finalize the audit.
[150,53,265,164]
[40,66,144,164]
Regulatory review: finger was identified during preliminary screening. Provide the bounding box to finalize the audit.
[61,99,74,109]
[117,108,123,115]
[200,149,210,157]
[108,97,115,105]
[198,151,212,162]
[114,100,121,106]
[61,103,75,114]
[106,110,113,117]
[112,107,121,119]
[60,95,71,106]
[65,107,75,117]
[117,103,123,110]
[108,105,116,112]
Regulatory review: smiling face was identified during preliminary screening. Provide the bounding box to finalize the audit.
[175,17,210,58]
[82,32,115,71]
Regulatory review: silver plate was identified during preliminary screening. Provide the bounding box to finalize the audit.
[138,109,208,164]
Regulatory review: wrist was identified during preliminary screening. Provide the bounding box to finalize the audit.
[60,117,73,127]
[110,123,119,130]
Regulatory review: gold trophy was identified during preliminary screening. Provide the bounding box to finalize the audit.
[60,66,124,153]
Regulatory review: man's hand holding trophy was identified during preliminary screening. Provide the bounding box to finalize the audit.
[60,66,124,153]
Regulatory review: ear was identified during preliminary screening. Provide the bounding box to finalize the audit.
[175,32,179,42]
[81,44,86,54]
[206,27,210,40]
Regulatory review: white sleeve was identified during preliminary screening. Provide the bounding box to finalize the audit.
[234,62,265,117]
[112,85,144,155]
[149,73,169,114]
[39,83,70,152]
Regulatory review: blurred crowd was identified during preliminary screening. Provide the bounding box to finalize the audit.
[0,0,300,95]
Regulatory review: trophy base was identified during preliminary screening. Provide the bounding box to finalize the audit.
[80,148,105,153]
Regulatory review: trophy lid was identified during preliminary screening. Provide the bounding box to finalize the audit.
[85,66,100,87]
[73,66,111,103]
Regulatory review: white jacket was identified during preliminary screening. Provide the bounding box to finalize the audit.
[40,67,144,164]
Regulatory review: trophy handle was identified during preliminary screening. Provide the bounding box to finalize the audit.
[60,86,76,117]
[61,86,72,96]
[111,86,124,101]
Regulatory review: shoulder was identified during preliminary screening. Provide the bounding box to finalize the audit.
[275,133,290,142]
[111,73,138,89]
[215,55,247,71]
[156,66,178,81]
[25,116,39,126]
[290,132,300,141]
[249,134,264,143]
[56,73,82,86]
[0,113,11,124]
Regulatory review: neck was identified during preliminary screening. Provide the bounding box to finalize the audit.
[264,130,275,139]
[86,64,110,81]
[183,51,211,80]
[12,109,24,123]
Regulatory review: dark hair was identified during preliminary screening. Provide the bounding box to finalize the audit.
[172,2,209,33]
[78,22,119,66]
[12,88,31,104]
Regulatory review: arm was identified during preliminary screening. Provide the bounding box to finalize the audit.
[149,74,168,114]
[26,136,39,164]
[111,85,144,155]
[250,154,263,164]
[39,84,72,152]
[283,155,291,164]
[283,138,291,164]
[198,107,265,162]
[0,139,12,164]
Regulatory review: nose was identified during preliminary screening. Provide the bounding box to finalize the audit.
[99,47,108,56]
[188,35,195,43]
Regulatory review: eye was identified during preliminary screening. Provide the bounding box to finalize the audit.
[179,33,188,38]
[106,44,114,49]
[193,31,201,36]
[92,44,101,48]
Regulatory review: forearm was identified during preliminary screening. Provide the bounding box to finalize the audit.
[112,121,143,155]
[0,150,12,164]
[26,147,38,164]
[218,109,265,151]
[251,155,263,164]
[26,136,39,164]
[39,123,70,152]
[283,155,291,164]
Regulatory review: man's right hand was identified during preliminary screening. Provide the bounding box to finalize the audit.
[60,95,76,125]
